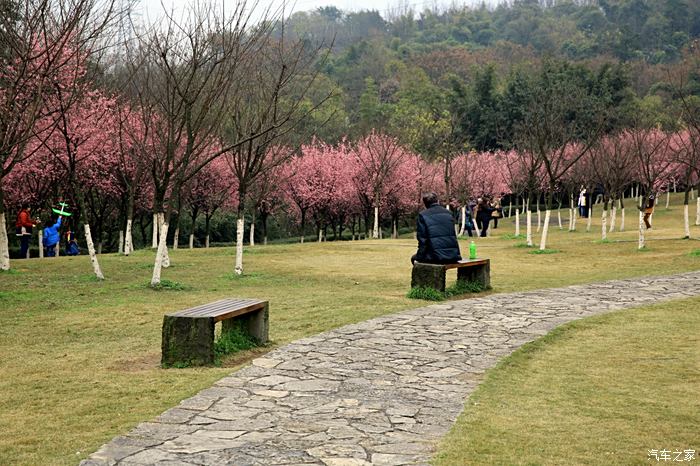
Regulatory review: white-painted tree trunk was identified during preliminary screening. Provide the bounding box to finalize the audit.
[515,209,520,237]
[557,210,562,229]
[508,199,512,217]
[84,223,104,280]
[458,206,466,236]
[586,205,593,232]
[536,205,541,232]
[118,230,124,254]
[39,229,44,258]
[665,190,670,209]
[173,227,179,250]
[539,209,551,250]
[609,203,616,233]
[205,234,210,248]
[152,213,158,248]
[638,211,645,249]
[601,208,608,241]
[568,206,575,231]
[249,223,255,246]
[235,217,244,275]
[683,204,690,239]
[159,213,170,268]
[0,213,9,270]
[620,207,625,232]
[124,219,133,256]
[189,233,194,249]
[392,220,398,239]
[150,222,169,286]
[372,206,379,239]
[526,210,533,247]
[318,228,323,242]
[696,196,700,226]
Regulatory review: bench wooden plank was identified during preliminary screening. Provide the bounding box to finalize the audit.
[443,259,488,270]
[168,299,265,318]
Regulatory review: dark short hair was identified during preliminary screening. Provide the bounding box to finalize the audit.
[21,203,30,209]
[422,192,439,208]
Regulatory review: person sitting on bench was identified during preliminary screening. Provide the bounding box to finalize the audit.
[411,192,462,265]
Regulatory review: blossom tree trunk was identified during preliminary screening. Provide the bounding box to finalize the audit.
[124,220,133,255]
[696,190,700,225]
[152,212,159,248]
[0,211,9,271]
[235,206,245,275]
[515,207,520,237]
[372,201,380,239]
[608,197,617,233]
[118,231,124,254]
[459,205,466,236]
[568,193,575,231]
[39,229,44,258]
[249,211,256,246]
[620,198,626,232]
[683,188,691,239]
[587,203,593,232]
[151,222,170,285]
[159,213,170,268]
[538,192,553,250]
[84,223,105,279]
[638,209,646,249]
[601,199,608,241]
[539,208,551,250]
[526,198,533,247]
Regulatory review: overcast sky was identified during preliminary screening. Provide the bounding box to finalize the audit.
[137,0,491,24]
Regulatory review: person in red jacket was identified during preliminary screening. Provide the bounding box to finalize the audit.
[15,204,40,258]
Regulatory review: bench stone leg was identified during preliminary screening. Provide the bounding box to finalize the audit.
[222,304,269,344]
[456,260,491,289]
[161,316,215,367]
[411,263,447,292]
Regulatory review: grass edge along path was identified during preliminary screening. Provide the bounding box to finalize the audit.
[434,295,700,466]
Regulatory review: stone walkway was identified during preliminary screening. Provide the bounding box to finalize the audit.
[82,271,700,466]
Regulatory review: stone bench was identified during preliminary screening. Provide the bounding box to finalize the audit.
[161,298,269,367]
[411,259,491,292]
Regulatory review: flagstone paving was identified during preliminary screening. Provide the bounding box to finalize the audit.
[82,270,700,466]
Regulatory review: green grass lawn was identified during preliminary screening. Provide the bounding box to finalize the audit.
[0,194,699,465]
[434,296,700,466]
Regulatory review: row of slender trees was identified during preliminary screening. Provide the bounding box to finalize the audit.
[1,1,699,286]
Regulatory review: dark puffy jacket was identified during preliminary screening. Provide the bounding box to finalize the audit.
[415,204,462,264]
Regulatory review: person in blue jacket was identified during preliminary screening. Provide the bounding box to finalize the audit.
[43,215,62,257]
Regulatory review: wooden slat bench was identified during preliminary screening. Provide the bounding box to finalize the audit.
[411,258,491,292]
[161,298,269,367]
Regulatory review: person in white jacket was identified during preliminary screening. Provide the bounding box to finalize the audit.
[578,187,588,218]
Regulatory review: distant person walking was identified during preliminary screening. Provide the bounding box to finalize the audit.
[15,204,39,259]
[411,192,462,265]
[578,187,588,218]
[491,199,503,229]
[475,198,494,237]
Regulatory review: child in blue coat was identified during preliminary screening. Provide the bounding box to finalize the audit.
[43,216,62,257]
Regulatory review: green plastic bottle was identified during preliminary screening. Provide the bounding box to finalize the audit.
[469,241,477,260]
